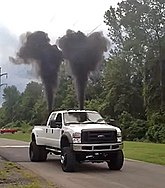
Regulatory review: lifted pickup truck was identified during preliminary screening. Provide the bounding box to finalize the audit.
[29,110,124,172]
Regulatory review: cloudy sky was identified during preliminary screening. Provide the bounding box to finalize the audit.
[0,0,121,102]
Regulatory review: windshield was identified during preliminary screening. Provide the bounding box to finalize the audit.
[63,111,106,125]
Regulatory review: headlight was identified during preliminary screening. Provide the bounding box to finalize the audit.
[117,132,122,142]
[72,132,81,143]
[72,132,81,138]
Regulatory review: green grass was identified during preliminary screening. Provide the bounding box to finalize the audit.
[124,141,165,165]
[1,133,165,165]
[0,132,30,142]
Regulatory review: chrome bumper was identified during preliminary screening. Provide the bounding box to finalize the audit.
[73,142,123,152]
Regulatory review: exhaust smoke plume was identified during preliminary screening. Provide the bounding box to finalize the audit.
[12,31,63,112]
[59,30,109,110]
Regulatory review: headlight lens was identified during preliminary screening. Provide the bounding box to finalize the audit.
[117,132,122,142]
[72,132,81,143]
[72,132,81,138]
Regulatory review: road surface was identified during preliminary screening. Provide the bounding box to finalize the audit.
[0,138,165,188]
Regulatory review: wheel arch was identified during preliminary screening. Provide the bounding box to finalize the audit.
[31,133,36,142]
[60,133,73,149]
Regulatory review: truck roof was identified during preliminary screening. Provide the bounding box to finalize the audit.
[50,110,97,114]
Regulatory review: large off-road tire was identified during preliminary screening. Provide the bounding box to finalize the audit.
[29,141,47,162]
[107,150,124,170]
[61,147,76,172]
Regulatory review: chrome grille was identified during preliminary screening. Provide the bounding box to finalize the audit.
[81,130,117,144]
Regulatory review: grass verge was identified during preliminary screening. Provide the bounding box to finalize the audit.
[124,141,165,165]
[0,132,30,142]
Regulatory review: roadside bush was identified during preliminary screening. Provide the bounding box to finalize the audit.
[146,112,165,143]
[119,111,147,141]
[128,119,147,141]
[119,111,133,140]
[20,121,32,133]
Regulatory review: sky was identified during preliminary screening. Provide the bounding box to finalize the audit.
[0,0,121,102]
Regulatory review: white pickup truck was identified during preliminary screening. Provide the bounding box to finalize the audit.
[29,110,124,172]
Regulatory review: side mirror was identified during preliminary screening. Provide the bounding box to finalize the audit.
[55,121,62,128]
[49,120,62,128]
[108,119,118,126]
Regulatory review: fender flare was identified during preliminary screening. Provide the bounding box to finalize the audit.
[60,132,73,149]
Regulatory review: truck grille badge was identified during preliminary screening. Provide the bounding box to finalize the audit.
[98,135,105,138]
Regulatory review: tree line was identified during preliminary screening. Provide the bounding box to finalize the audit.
[0,0,165,143]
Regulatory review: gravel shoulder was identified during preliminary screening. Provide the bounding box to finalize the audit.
[0,156,56,188]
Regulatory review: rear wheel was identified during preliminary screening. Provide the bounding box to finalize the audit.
[61,147,76,172]
[29,141,47,162]
[107,150,124,170]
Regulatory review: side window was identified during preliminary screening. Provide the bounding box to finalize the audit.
[48,113,56,126]
[55,113,62,125]
[50,113,62,128]
[50,113,56,121]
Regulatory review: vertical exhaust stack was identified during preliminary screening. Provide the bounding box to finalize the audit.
[58,30,109,110]
[12,31,63,112]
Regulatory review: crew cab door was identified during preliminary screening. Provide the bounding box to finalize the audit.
[44,113,56,145]
[49,113,62,148]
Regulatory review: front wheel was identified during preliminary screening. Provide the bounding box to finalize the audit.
[107,150,124,170]
[29,141,47,162]
[61,147,76,172]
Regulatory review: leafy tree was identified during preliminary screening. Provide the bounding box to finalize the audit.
[104,0,165,116]
[0,107,6,128]
[20,81,44,123]
[2,85,21,124]
[85,68,105,112]
[99,57,144,120]
[31,97,48,125]
[55,63,77,110]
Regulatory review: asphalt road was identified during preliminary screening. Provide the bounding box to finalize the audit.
[0,138,165,188]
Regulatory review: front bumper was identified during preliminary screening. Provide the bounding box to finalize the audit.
[72,142,123,152]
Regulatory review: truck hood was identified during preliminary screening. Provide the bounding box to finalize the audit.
[65,123,121,133]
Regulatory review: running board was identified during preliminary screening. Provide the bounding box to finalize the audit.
[46,147,61,155]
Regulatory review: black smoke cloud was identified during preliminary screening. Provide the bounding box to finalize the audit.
[58,30,109,110]
[11,31,63,112]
